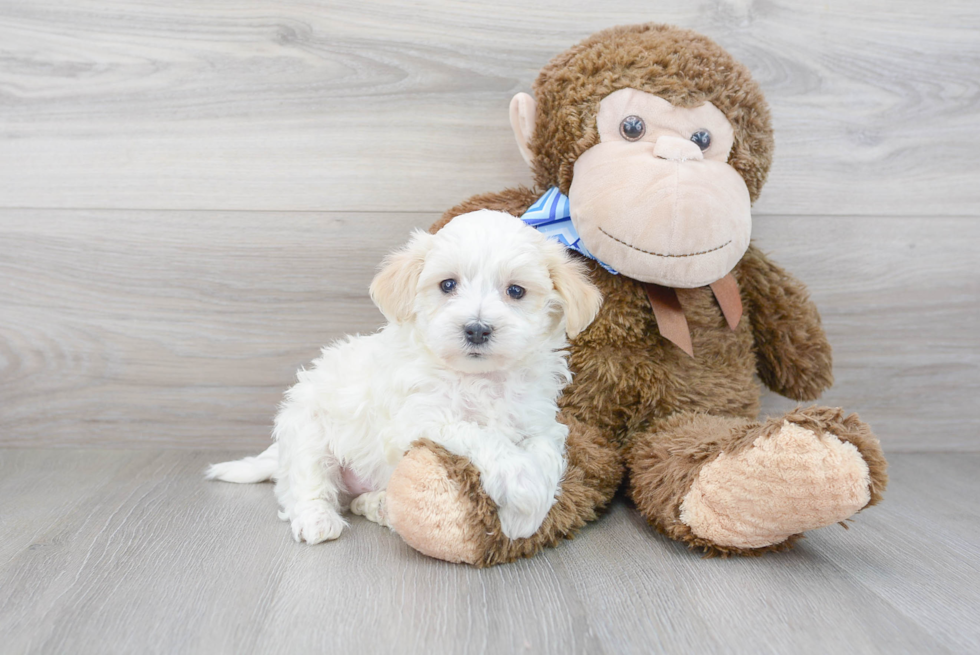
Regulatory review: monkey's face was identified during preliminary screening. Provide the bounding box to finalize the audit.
[512,85,756,289]
[567,89,752,288]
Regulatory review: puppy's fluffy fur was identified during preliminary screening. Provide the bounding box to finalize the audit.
[206,210,602,544]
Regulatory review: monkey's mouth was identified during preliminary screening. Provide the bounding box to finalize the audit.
[598,227,731,259]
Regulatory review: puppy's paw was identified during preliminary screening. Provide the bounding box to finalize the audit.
[488,468,555,540]
[290,501,346,544]
[498,503,550,540]
[350,490,389,527]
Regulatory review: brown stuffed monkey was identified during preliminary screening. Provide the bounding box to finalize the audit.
[382,23,888,566]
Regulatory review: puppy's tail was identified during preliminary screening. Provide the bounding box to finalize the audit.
[205,443,278,483]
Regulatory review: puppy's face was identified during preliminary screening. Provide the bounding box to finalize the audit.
[370,210,603,374]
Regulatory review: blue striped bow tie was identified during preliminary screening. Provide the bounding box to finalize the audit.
[520,187,618,274]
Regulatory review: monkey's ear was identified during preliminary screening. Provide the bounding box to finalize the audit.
[369,231,433,324]
[509,92,537,167]
[548,249,603,339]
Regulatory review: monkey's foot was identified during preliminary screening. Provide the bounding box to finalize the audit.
[385,442,485,565]
[679,412,883,550]
[386,415,623,567]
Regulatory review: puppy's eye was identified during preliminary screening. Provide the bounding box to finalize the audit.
[440,279,457,294]
[690,130,711,151]
[620,115,645,141]
[506,285,526,300]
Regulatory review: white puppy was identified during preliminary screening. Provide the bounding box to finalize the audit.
[206,210,602,544]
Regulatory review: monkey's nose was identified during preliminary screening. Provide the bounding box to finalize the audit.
[654,136,704,162]
[464,322,493,345]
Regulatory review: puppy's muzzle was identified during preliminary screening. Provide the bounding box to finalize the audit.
[463,322,493,345]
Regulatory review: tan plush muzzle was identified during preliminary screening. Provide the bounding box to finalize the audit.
[565,88,753,288]
[569,140,751,288]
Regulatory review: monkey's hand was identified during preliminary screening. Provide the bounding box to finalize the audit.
[738,244,834,401]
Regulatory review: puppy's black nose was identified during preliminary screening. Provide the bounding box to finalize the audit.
[464,322,493,345]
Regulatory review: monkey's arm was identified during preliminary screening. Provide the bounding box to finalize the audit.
[737,244,834,401]
[429,186,541,233]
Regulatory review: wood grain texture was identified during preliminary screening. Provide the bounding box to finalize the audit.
[1,210,976,450]
[0,209,426,448]
[754,216,980,451]
[1,4,975,652]
[0,450,976,654]
[0,0,977,215]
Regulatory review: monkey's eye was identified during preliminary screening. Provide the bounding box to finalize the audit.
[690,130,711,151]
[620,115,645,141]
[440,279,457,294]
[506,285,526,300]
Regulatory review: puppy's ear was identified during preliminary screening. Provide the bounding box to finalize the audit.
[370,230,433,324]
[547,247,603,339]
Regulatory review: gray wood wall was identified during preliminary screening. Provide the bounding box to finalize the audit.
[1,0,977,451]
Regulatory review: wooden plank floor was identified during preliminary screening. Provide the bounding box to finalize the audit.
[2,209,976,451]
[0,450,977,654]
[2,0,978,216]
[2,2,978,654]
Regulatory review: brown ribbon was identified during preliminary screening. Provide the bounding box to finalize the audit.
[709,273,743,332]
[643,272,743,358]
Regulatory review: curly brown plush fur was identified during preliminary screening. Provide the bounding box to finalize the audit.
[397,412,623,568]
[627,407,887,557]
[428,187,886,561]
[529,24,773,202]
[394,23,886,564]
